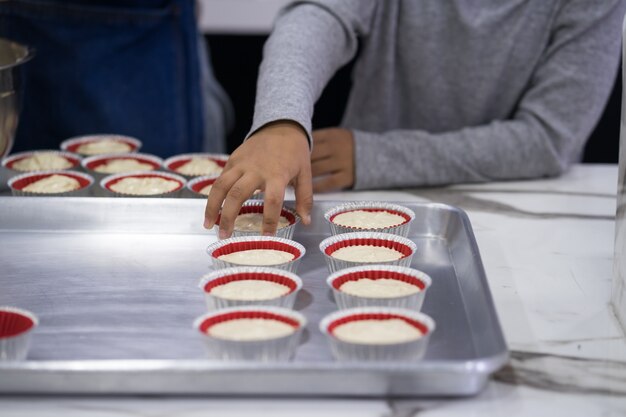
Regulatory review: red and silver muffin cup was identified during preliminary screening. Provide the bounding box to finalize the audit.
[319,232,417,273]
[324,202,415,237]
[8,170,94,197]
[327,265,432,310]
[81,153,163,182]
[100,171,186,198]
[207,236,306,273]
[199,267,303,310]
[319,307,435,361]
[194,306,306,361]
[186,175,220,198]
[61,134,142,156]
[215,200,300,240]
[1,150,82,190]
[164,153,228,178]
[0,307,38,361]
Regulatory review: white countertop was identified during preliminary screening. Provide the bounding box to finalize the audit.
[2,164,625,416]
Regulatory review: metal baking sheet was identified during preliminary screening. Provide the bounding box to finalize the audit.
[0,197,508,397]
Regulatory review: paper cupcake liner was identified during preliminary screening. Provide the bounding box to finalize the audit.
[186,175,220,198]
[199,267,303,310]
[207,236,305,273]
[8,170,94,197]
[194,306,306,361]
[324,202,415,237]
[327,265,432,310]
[60,134,142,156]
[216,200,300,239]
[99,171,186,198]
[81,153,163,182]
[0,306,39,361]
[163,153,229,178]
[319,232,417,273]
[2,150,82,173]
[319,307,435,361]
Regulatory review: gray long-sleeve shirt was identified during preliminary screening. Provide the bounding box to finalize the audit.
[250,0,625,189]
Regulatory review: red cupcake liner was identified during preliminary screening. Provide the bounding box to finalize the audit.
[166,157,227,171]
[4,151,81,171]
[327,313,429,336]
[324,238,413,258]
[211,240,302,259]
[103,173,184,192]
[62,135,140,154]
[0,308,37,338]
[329,208,411,227]
[10,171,91,191]
[84,155,161,171]
[331,269,426,291]
[198,310,301,334]
[203,272,298,294]
[190,177,218,194]
[216,203,297,227]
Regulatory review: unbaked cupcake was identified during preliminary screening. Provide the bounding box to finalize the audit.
[0,306,38,361]
[100,171,186,197]
[164,153,228,178]
[61,134,141,156]
[207,236,305,273]
[324,202,415,236]
[2,150,81,173]
[199,267,303,310]
[82,153,162,181]
[327,265,432,310]
[186,175,219,198]
[319,307,435,361]
[194,306,306,361]
[215,200,299,239]
[319,232,417,273]
[8,170,94,196]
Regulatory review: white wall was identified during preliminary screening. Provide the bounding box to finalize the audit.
[198,0,292,34]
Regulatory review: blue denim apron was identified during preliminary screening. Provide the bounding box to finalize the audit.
[0,0,228,157]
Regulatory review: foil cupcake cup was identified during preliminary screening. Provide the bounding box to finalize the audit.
[207,236,305,273]
[324,202,415,237]
[8,170,94,197]
[319,232,417,273]
[327,265,432,310]
[163,153,229,178]
[100,171,186,198]
[194,306,306,361]
[186,175,220,198]
[215,200,300,239]
[199,267,303,310]
[61,134,142,156]
[0,307,39,361]
[82,153,163,182]
[319,307,435,361]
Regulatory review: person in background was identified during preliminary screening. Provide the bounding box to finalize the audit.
[0,0,233,157]
[205,0,626,237]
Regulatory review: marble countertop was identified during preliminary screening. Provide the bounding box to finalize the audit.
[2,164,625,416]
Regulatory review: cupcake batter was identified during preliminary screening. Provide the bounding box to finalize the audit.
[175,157,222,176]
[198,184,213,195]
[12,153,73,171]
[109,177,179,195]
[211,280,290,300]
[76,139,133,155]
[22,174,80,194]
[94,159,154,174]
[333,210,405,229]
[333,318,423,345]
[339,278,420,298]
[331,245,403,263]
[208,318,295,341]
[234,213,290,232]
[218,249,295,266]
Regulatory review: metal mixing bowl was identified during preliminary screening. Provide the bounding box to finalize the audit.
[0,38,33,159]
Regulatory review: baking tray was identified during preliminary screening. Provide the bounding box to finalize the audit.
[0,197,508,397]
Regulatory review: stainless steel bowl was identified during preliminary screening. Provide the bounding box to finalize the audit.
[0,39,34,158]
